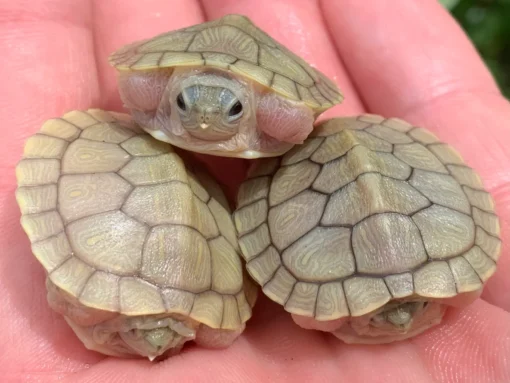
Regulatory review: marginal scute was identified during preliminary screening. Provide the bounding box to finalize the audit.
[16,159,60,186]
[21,211,64,243]
[79,271,120,311]
[62,110,100,128]
[262,266,296,305]
[282,227,355,282]
[50,257,95,297]
[475,227,501,261]
[463,186,495,212]
[448,256,482,293]
[344,277,391,317]
[40,118,81,141]
[119,277,165,315]
[161,288,195,316]
[381,117,413,132]
[358,114,385,124]
[268,190,327,251]
[23,135,68,159]
[316,282,349,320]
[472,207,500,237]
[284,282,319,317]
[141,225,211,292]
[16,184,57,215]
[238,223,271,261]
[407,128,439,144]
[190,291,224,329]
[246,247,281,285]
[209,236,243,294]
[352,213,427,274]
[462,246,496,282]
[31,232,71,272]
[222,296,242,329]
[384,273,414,298]
[321,173,429,226]
[269,161,320,206]
[237,176,270,208]
[447,165,484,189]
[234,198,268,236]
[413,261,457,298]
[428,143,465,165]
[412,205,475,259]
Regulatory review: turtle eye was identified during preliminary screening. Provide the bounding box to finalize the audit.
[176,93,186,111]
[228,101,243,119]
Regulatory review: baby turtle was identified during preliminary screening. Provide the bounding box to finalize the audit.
[15,109,257,360]
[234,114,501,344]
[14,15,501,359]
[109,14,343,158]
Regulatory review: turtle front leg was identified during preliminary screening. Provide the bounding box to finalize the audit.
[256,91,316,145]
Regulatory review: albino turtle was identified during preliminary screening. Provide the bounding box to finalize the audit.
[14,14,501,360]
[15,109,257,360]
[108,14,343,159]
[233,114,501,344]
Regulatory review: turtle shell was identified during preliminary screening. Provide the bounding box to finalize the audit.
[109,14,343,113]
[233,114,501,321]
[15,109,256,331]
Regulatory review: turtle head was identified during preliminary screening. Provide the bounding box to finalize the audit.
[174,83,245,141]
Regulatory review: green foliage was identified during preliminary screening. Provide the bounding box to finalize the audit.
[443,0,510,98]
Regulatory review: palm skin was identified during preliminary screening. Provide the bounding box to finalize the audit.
[0,0,509,382]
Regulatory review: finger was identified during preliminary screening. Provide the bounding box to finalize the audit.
[92,0,204,111]
[0,0,104,376]
[198,0,365,118]
[321,0,500,115]
[321,0,510,311]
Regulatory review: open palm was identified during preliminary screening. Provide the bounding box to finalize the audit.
[1,1,509,382]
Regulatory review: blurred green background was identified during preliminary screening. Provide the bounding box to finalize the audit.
[440,0,510,98]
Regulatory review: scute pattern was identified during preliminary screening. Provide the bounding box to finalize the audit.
[109,14,342,111]
[15,109,253,330]
[234,114,501,320]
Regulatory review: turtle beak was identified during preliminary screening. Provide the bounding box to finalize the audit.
[200,123,209,130]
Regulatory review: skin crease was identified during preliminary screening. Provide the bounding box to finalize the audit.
[0,0,509,382]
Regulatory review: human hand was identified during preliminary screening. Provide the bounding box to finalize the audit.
[1,0,509,382]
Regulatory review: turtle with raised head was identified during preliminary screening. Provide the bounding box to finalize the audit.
[109,14,343,158]
[14,14,501,359]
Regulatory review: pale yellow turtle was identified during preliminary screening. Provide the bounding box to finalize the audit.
[15,109,257,360]
[109,14,343,159]
[234,114,501,344]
